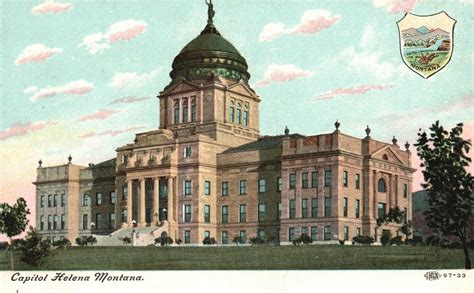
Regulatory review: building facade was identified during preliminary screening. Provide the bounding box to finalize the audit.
[34,5,414,245]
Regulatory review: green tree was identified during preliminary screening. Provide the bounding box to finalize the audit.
[20,227,51,267]
[0,197,30,270]
[415,121,473,269]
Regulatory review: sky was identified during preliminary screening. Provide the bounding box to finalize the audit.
[1,0,473,235]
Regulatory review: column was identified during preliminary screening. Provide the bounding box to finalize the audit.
[127,179,133,227]
[372,170,377,219]
[153,178,159,225]
[388,174,393,210]
[395,175,399,207]
[139,178,146,227]
[167,176,174,222]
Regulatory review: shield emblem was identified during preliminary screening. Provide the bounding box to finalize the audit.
[397,12,456,79]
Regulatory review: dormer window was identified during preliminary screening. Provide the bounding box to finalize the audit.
[182,98,189,123]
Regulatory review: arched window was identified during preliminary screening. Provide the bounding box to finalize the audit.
[229,100,235,123]
[191,98,196,122]
[243,105,249,127]
[378,179,386,193]
[174,100,179,125]
[182,98,188,123]
[236,103,242,125]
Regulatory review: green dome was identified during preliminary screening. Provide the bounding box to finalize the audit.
[170,24,250,83]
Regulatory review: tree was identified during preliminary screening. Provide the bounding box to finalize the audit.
[0,197,30,270]
[20,227,51,267]
[415,121,473,269]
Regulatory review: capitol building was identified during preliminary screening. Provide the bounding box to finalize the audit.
[34,3,414,246]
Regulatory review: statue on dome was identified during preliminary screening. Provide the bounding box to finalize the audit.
[205,0,215,24]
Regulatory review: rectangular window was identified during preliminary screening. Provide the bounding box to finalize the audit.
[221,206,229,224]
[324,226,331,240]
[277,202,282,219]
[184,146,192,158]
[258,203,266,222]
[53,215,58,230]
[289,173,296,189]
[48,215,52,230]
[122,209,127,223]
[311,226,318,241]
[184,231,191,244]
[324,170,332,187]
[96,193,102,205]
[40,195,44,208]
[61,214,65,230]
[204,181,211,196]
[222,231,228,244]
[343,197,348,217]
[289,199,296,219]
[311,198,318,218]
[343,171,348,187]
[356,227,361,236]
[184,205,192,223]
[191,97,197,122]
[258,179,266,193]
[184,180,192,196]
[239,204,246,223]
[239,180,247,195]
[53,194,57,207]
[378,202,386,218]
[301,226,308,237]
[122,186,128,200]
[174,100,179,125]
[239,230,246,244]
[182,97,188,123]
[324,197,331,217]
[355,199,360,218]
[403,184,408,198]
[277,177,282,192]
[204,231,210,239]
[40,215,44,231]
[355,173,360,189]
[82,193,89,206]
[221,182,229,196]
[311,171,318,188]
[344,226,349,241]
[301,172,308,189]
[204,205,210,223]
[288,227,295,241]
[109,213,115,228]
[82,214,88,230]
[61,193,65,207]
[95,213,101,229]
[48,195,52,207]
[258,229,265,241]
[110,192,116,204]
[301,199,308,218]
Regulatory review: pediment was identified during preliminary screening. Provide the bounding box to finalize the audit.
[371,145,406,165]
[228,81,259,100]
[161,79,201,96]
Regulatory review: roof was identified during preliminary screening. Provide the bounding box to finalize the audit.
[223,134,304,154]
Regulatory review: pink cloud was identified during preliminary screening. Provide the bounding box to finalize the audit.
[32,1,73,15]
[315,84,396,100]
[15,44,63,65]
[0,121,58,141]
[257,64,313,87]
[79,126,145,139]
[373,0,417,14]
[110,96,153,104]
[79,19,148,54]
[77,109,121,122]
[258,10,341,42]
[438,92,474,113]
[29,80,93,101]
[289,10,342,34]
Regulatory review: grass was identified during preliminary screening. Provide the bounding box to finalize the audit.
[0,245,468,270]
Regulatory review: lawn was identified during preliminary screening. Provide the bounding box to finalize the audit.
[0,245,468,270]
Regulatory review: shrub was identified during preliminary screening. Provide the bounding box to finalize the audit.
[202,237,217,245]
[249,237,265,246]
[425,235,441,246]
[412,235,423,246]
[53,238,71,250]
[12,239,26,250]
[232,236,242,245]
[292,235,313,246]
[352,235,375,245]
[154,236,173,246]
[266,236,278,245]
[176,239,182,245]
[75,236,97,246]
[122,236,131,244]
[389,236,403,246]
[20,228,51,267]
[380,230,392,245]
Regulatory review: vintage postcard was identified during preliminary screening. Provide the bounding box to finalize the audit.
[1,0,473,292]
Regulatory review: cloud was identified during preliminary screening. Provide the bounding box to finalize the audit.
[109,69,160,89]
[438,92,474,113]
[0,121,58,141]
[314,84,396,101]
[373,0,417,14]
[29,80,93,101]
[15,44,63,65]
[259,10,341,42]
[79,19,148,54]
[256,64,314,87]
[77,109,121,122]
[110,96,153,104]
[32,1,73,15]
[79,126,145,139]
[23,86,38,94]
